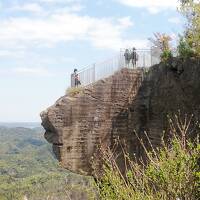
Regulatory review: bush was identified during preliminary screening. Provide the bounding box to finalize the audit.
[66,87,83,97]
[94,115,200,200]
[161,50,173,63]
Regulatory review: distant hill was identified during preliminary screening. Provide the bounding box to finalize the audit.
[0,126,94,200]
[0,122,41,129]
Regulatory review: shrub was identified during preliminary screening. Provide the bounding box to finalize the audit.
[94,115,200,200]
[66,87,83,97]
[161,50,173,63]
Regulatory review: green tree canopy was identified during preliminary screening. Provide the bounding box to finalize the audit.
[179,0,200,55]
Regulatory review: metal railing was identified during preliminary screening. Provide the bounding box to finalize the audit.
[71,48,161,87]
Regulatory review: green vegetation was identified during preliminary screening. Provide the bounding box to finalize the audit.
[94,116,200,200]
[177,36,195,60]
[149,1,200,62]
[160,50,173,63]
[0,126,95,200]
[149,32,173,63]
[179,0,200,56]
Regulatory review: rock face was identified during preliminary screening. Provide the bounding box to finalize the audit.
[130,59,200,149]
[41,59,200,175]
[41,68,144,175]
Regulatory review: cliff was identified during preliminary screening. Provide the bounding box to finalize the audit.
[41,68,144,175]
[41,59,200,175]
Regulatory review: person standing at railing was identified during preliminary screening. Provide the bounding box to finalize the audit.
[131,47,138,68]
[124,49,131,68]
[73,68,81,87]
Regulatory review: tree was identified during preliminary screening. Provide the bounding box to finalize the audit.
[149,33,172,62]
[179,0,200,55]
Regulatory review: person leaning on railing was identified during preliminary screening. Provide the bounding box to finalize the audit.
[73,68,81,87]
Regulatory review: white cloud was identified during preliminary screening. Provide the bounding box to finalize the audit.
[8,0,83,16]
[0,50,25,58]
[148,7,160,15]
[68,4,84,12]
[13,67,53,77]
[168,17,181,24]
[53,4,84,14]
[10,3,43,13]
[124,39,148,49]
[0,12,143,51]
[38,0,80,4]
[117,0,178,13]
[0,50,15,57]
[118,16,133,28]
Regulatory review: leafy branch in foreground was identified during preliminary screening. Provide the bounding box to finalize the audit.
[94,114,200,200]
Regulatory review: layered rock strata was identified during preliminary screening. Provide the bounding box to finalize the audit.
[41,59,200,175]
[41,68,144,175]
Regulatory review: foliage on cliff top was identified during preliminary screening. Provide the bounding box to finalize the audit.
[149,33,172,53]
[94,115,200,200]
[149,33,173,63]
[66,86,83,97]
[177,36,195,60]
[179,0,200,56]
[149,1,200,62]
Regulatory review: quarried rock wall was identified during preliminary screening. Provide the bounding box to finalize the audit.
[41,68,143,175]
[41,59,200,175]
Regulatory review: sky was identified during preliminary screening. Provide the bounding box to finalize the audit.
[0,0,184,122]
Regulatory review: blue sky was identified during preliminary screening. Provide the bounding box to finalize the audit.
[0,0,184,122]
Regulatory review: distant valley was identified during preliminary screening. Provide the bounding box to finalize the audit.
[0,124,94,200]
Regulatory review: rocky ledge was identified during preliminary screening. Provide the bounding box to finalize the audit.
[41,68,144,175]
[41,59,200,175]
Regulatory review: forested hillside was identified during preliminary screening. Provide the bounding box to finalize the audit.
[0,126,95,200]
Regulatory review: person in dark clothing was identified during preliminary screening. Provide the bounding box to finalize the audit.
[131,47,138,68]
[73,68,81,87]
[124,49,131,68]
